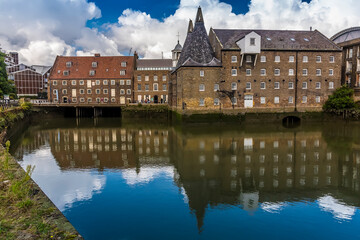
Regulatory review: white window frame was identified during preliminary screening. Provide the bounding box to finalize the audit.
[231,69,237,76]
[303,56,308,63]
[329,56,335,63]
[302,96,307,103]
[199,98,205,106]
[246,69,251,76]
[316,69,322,76]
[288,82,294,89]
[260,69,266,76]
[274,97,280,104]
[316,82,321,89]
[289,69,294,76]
[199,84,205,91]
[275,56,280,63]
[231,82,237,90]
[316,56,321,63]
[260,97,266,104]
[274,69,280,76]
[329,69,334,76]
[214,98,220,106]
[231,56,237,63]
[214,84,219,91]
[288,96,294,104]
[246,82,251,90]
[329,82,334,89]
[302,82,307,89]
[200,70,204,77]
[316,96,321,103]
[260,56,266,63]
[274,82,280,89]
[289,56,295,62]
[302,69,308,76]
[260,82,266,89]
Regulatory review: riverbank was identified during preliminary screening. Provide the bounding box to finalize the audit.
[0,107,82,239]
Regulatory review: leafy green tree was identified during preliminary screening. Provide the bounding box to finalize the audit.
[323,85,356,110]
[0,52,17,97]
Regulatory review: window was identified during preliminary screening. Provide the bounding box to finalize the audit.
[137,76,141,81]
[254,81,263,90]
[316,69,321,76]
[316,96,321,103]
[302,96,307,103]
[137,84,141,91]
[92,62,97,67]
[275,56,280,62]
[121,62,127,67]
[126,89,131,95]
[162,75,167,81]
[246,82,251,89]
[153,83,158,91]
[62,80,67,85]
[231,56,237,62]
[79,80,84,85]
[231,82,237,90]
[53,80,57,86]
[199,98,205,106]
[289,96,294,103]
[214,84,219,91]
[303,56,308,63]
[63,71,69,76]
[89,70,95,76]
[289,69,294,76]
[316,56,321,63]
[96,98,100,103]
[349,48,353,58]
[103,80,108,85]
[246,69,251,76]
[329,82,334,89]
[111,98,116,103]
[302,69,308,76]
[274,69,280,76]
[96,89,100,94]
[62,89,67,94]
[103,89,108,94]
[145,84,149,91]
[329,69,334,76]
[111,89,115,97]
[260,69,266,76]
[260,56,266,62]
[120,89,125,94]
[231,69,237,76]
[250,38,256,45]
[87,89,92,94]
[104,98,108,103]
[246,55,252,63]
[96,80,100,85]
[80,98,85,103]
[260,97,266,104]
[126,80,131,85]
[111,80,115,85]
[80,89,84,94]
[120,80,125,85]
[66,61,72,67]
[289,56,294,62]
[71,80,76,85]
[200,70,204,77]
[315,82,321,89]
[289,82,294,89]
[87,98,92,103]
[231,97,237,105]
[214,98,220,106]
[162,84,167,91]
[302,82,307,89]
[53,89,57,94]
[274,97,279,104]
[198,84,205,91]
[329,56,335,63]
[274,82,280,89]
[154,75,158,81]
[120,70,126,76]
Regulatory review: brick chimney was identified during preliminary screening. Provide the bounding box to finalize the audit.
[94,53,101,57]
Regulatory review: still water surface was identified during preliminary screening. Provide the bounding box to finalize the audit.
[10,118,360,240]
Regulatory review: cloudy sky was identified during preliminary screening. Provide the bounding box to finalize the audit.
[1,0,359,66]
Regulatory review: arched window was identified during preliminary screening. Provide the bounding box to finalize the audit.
[153,83,158,91]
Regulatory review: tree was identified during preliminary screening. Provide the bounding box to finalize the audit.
[323,85,356,111]
[0,52,17,97]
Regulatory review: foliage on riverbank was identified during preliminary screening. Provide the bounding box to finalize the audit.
[0,141,82,239]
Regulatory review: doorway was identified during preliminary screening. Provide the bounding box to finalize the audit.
[244,95,253,108]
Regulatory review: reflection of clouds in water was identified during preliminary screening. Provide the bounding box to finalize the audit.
[20,146,106,211]
[121,166,174,186]
[261,202,287,214]
[181,187,189,204]
[318,195,356,221]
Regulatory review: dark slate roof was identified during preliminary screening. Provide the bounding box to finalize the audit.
[176,7,220,68]
[136,59,172,69]
[331,27,360,44]
[212,29,341,51]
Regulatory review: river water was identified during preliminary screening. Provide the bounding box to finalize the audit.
[10,118,360,240]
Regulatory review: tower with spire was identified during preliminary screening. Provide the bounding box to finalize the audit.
[172,33,183,67]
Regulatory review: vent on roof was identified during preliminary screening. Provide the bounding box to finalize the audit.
[266,37,271,41]
[290,38,295,42]
[304,38,309,42]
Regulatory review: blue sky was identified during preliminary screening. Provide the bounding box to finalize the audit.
[0,0,357,65]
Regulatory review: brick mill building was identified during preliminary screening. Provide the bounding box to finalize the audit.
[331,27,360,100]
[170,7,342,113]
[134,59,172,104]
[48,54,134,104]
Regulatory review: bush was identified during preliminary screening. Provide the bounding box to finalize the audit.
[20,101,33,111]
[323,85,356,111]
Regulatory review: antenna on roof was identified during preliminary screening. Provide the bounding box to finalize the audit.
[128,48,132,56]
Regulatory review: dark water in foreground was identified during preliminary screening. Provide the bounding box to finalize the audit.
[10,118,360,240]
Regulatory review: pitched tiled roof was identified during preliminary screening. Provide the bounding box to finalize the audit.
[49,55,134,80]
[176,7,220,68]
[212,29,341,51]
[136,59,172,69]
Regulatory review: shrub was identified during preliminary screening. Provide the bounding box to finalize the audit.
[20,101,33,111]
[323,85,356,111]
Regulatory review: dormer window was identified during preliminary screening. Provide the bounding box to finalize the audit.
[250,38,256,46]
[63,70,69,76]
[89,70,95,76]
[66,61,72,67]
[121,62,127,67]
[120,70,126,76]
[92,62,97,68]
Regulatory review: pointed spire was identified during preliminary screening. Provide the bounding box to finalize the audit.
[188,19,193,33]
[195,6,204,23]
